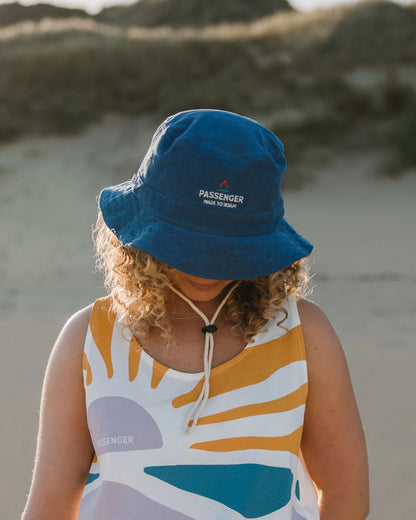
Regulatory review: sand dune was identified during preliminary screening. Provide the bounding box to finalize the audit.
[1,115,415,519]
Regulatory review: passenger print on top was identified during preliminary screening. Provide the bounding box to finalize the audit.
[79,296,320,520]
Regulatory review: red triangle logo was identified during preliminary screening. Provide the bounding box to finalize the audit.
[219,180,229,189]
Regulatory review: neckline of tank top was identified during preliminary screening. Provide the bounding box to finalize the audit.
[116,296,296,379]
[129,332,252,380]
[126,317,294,380]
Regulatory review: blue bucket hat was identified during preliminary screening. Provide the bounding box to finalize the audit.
[99,109,313,280]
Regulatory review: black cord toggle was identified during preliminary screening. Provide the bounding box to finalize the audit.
[202,324,218,334]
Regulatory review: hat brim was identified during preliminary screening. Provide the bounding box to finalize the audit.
[99,182,313,281]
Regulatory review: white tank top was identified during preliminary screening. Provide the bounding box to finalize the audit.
[78,296,319,520]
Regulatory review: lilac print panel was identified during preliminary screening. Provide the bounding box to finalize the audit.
[87,396,163,455]
[78,481,196,520]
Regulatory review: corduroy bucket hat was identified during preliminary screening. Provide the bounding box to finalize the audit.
[99,109,313,280]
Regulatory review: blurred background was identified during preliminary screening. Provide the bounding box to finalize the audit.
[0,0,415,518]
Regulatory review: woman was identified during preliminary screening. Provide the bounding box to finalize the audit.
[22,109,369,519]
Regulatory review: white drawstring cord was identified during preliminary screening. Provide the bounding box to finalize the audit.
[168,282,240,435]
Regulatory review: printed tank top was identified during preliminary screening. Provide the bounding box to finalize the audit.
[79,296,319,520]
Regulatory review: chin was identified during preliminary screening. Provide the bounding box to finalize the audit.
[167,269,233,303]
[184,280,231,300]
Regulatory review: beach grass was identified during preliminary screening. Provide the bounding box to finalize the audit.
[0,0,415,177]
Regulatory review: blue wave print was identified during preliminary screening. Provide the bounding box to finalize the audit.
[144,463,293,518]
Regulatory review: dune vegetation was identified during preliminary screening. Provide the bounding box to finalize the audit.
[95,0,294,27]
[0,0,415,181]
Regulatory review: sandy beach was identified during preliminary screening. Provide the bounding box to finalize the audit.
[1,115,415,519]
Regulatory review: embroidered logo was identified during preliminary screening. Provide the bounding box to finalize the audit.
[198,180,244,209]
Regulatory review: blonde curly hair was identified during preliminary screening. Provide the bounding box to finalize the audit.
[94,213,310,345]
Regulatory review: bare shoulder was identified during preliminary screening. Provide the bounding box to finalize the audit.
[296,298,352,398]
[51,304,93,362]
[42,304,94,407]
[297,297,346,372]
[297,297,337,336]
[59,304,93,343]
[44,304,94,385]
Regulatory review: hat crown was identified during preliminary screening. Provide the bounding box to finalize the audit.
[134,110,286,237]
